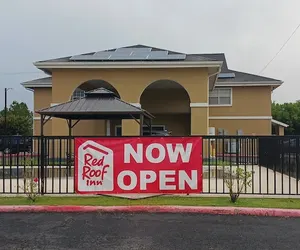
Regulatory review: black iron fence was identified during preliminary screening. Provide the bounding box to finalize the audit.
[0,135,300,195]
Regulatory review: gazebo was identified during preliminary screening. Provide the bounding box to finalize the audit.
[36,87,154,137]
[35,88,154,194]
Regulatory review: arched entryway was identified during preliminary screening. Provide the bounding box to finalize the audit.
[70,80,121,136]
[140,80,191,136]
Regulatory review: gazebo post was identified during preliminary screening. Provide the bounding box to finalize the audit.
[68,119,72,137]
[67,119,72,176]
[40,115,45,195]
[139,114,144,136]
[149,118,152,136]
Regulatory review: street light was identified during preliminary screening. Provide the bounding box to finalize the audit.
[4,88,12,135]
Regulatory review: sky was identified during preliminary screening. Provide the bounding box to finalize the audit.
[0,0,300,111]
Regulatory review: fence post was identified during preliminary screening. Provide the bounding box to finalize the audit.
[68,119,72,176]
[40,115,45,195]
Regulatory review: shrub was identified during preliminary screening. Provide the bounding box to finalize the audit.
[19,158,39,202]
[225,166,252,203]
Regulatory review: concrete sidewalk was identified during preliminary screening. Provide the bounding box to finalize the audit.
[1,165,299,195]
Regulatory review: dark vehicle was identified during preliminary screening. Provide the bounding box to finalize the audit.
[282,138,297,148]
[0,136,32,154]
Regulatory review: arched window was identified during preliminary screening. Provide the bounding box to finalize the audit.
[71,88,86,101]
[70,80,120,101]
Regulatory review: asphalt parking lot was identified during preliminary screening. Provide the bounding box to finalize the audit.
[0,212,300,249]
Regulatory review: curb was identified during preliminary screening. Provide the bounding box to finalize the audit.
[1,205,300,217]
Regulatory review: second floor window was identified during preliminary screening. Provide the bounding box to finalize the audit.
[209,88,232,105]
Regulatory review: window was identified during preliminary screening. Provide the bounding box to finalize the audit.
[115,125,165,136]
[71,88,85,101]
[209,88,232,105]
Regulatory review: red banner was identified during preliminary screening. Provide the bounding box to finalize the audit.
[75,137,202,194]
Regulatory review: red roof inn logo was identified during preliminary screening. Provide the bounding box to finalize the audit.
[76,140,114,192]
[75,137,202,194]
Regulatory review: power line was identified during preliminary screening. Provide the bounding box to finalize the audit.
[259,23,300,74]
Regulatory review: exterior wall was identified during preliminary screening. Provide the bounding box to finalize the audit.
[33,119,52,136]
[279,126,285,136]
[31,70,275,137]
[191,107,209,135]
[209,119,272,135]
[209,86,272,117]
[50,68,209,136]
[33,88,52,136]
[141,88,190,114]
[51,68,208,104]
[208,86,273,135]
[33,88,52,116]
[152,114,190,136]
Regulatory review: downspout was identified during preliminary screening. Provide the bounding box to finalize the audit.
[207,67,221,136]
[208,68,222,91]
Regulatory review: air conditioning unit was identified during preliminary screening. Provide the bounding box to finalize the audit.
[209,127,215,140]
[218,128,225,135]
[209,127,215,135]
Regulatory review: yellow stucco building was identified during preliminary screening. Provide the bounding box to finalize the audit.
[21,44,287,137]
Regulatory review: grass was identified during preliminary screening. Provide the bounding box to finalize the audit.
[0,196,300,209]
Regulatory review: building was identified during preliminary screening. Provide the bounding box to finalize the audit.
[21,44,288,137]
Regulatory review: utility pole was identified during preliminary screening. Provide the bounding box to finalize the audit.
[4,88,12,135]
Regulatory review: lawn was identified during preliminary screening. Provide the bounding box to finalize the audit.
[0,196,300,209]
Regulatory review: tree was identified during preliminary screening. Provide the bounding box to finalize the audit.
[272,101,300,135]
[0,101,33,135]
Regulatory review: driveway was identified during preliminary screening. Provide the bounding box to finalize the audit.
[0,212,299,249]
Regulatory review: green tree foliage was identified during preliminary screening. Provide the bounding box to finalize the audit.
[272,101,300,135]
[0,101,33,135]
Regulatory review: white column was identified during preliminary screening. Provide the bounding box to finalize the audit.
[106,120,111,136]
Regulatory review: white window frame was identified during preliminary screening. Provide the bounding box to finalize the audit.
[209,88,232,107]
[115,125,165,136]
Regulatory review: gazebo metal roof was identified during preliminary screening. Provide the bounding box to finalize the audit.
[36,88,154,120]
